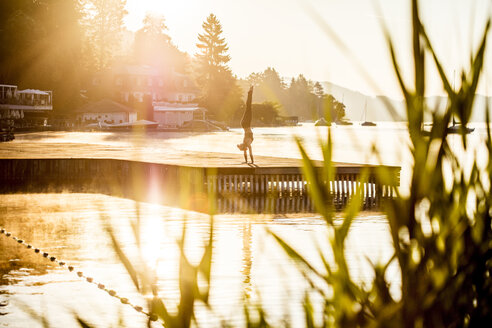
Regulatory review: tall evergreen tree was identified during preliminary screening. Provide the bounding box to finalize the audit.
[83,0,127,71]
[285,74,316,119]
[195,14,241,122]
[313,82,324,99]
[196,14,231,72]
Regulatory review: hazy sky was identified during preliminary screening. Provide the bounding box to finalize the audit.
[124,0,492,99]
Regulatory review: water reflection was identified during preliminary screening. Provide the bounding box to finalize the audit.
[0,193,393,327]
[241,222,252,299]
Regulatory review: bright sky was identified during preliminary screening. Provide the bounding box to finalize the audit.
[124,0,492,99]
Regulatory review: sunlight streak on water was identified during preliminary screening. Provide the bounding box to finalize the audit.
[0,193,391,327]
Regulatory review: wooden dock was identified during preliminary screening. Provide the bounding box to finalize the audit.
[0,153,400,213]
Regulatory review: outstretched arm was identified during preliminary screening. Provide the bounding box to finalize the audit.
[243,149,248,163]
[248,145,254,164]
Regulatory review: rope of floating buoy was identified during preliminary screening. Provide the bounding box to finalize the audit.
[0,227,158,322]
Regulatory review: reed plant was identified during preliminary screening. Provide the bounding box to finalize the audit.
[271,0,492,327]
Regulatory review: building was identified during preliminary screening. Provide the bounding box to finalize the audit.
[166,72,200,103]
[0,84,53,128]
[75,99,137,125]
[153,103,206,128]
[89,65,199,104]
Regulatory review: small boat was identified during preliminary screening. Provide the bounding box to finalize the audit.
[336,120,353,126]
[420,119,474,136]
[360,101,376,126]
[446,125,474,134]
[108,120,159,131]
[447,118,474,134]
[361,121,376,127]
[314,118,331,126]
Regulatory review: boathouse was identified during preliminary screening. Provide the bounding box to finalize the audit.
[153,103,206,128]
[76,99,137,125]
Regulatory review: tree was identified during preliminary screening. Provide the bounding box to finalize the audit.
[313,81,324,99]
[313,81,325,118]
[252,102,281,126]
[196,14,231,71]
[0,0,85,112]
[285,74,316,119]
[246,67,287,110]
[322,94,346,122]
[194,14,242,122]
[133,14,188,74]
[83,0,127,71]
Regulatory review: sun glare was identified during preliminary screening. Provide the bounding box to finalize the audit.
[125,0,192,31]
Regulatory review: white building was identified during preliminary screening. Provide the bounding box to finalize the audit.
[0,84,53,112]
[153,103,206,128]
[76,99,137,125]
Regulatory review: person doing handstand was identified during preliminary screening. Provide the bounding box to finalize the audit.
[237,86,254,163]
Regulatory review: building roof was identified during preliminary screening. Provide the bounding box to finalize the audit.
[154,104,206,112]
[76,98,135,113]
[18,89,50,95]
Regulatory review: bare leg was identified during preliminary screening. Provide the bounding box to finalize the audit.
[241,86,253,130]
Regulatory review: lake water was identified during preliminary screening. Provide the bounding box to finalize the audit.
[0,123,487,327]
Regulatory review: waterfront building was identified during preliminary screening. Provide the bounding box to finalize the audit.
[153,103,206,128]
[88,64,199,104]
[0,84,53,129]
[75,98,137,125]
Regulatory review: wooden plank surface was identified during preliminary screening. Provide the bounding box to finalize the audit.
[0,140,399,172]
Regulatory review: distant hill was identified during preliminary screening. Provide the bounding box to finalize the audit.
[321,82,492,122]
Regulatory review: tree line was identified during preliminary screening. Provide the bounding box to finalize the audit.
[0,1,346,124]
